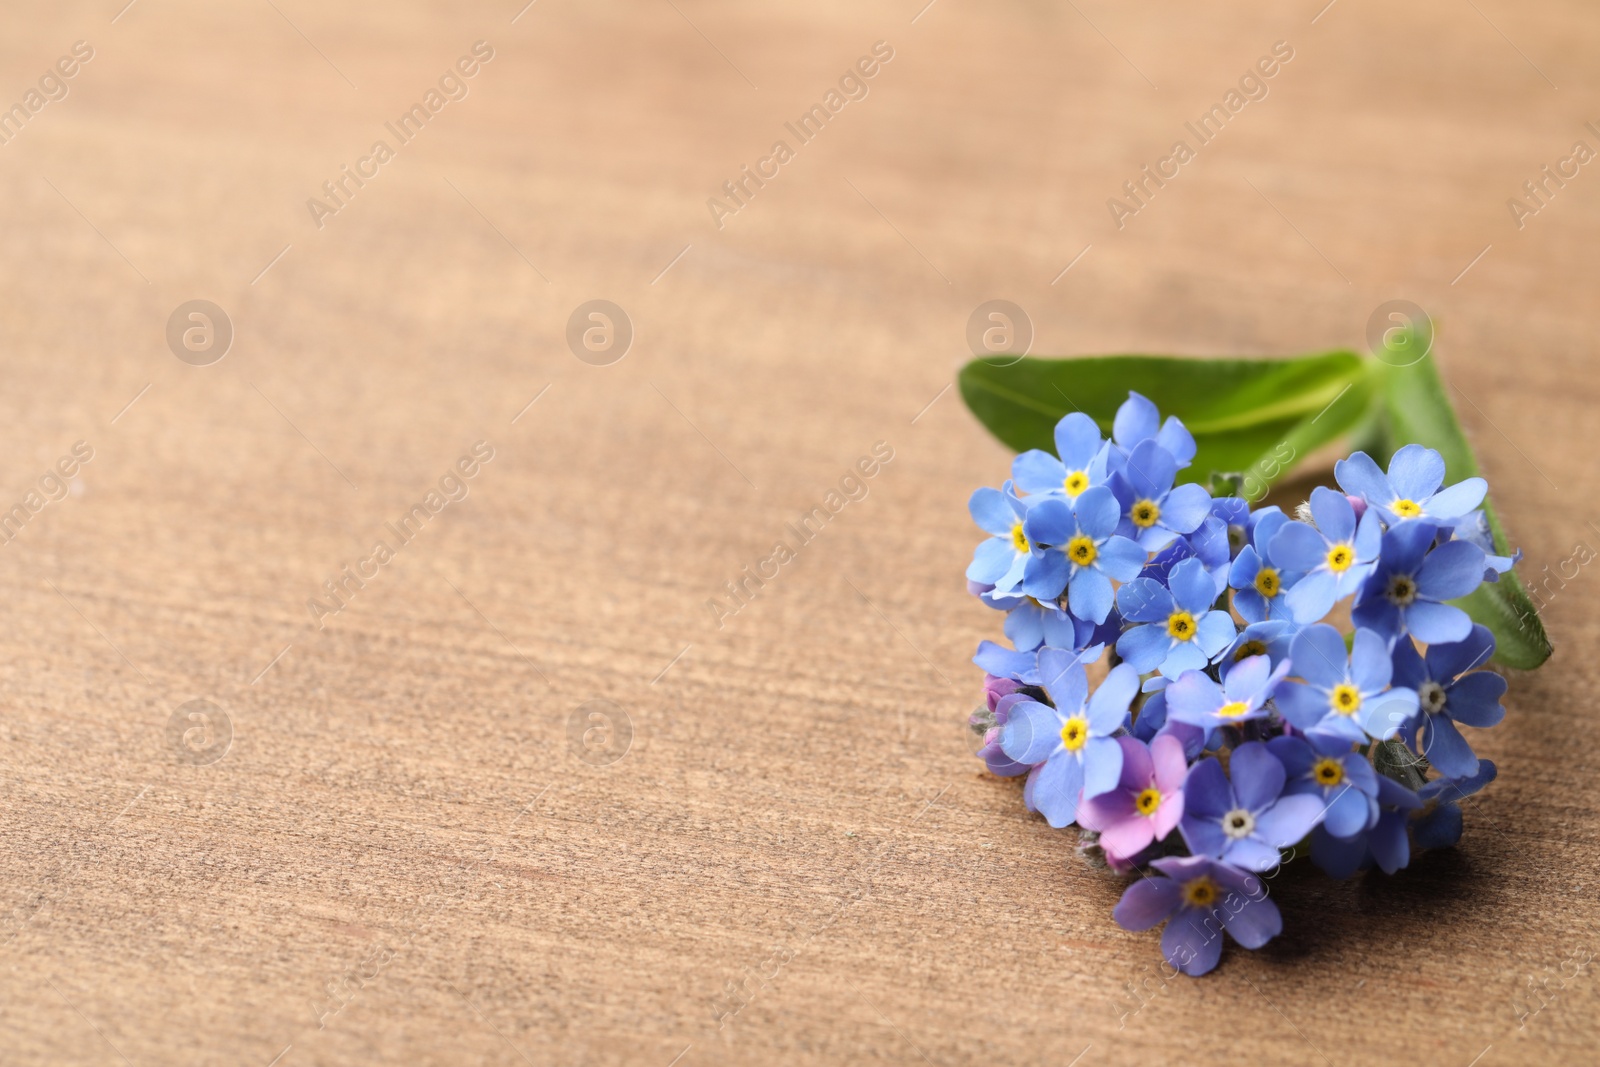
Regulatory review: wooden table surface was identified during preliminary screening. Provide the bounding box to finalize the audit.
[2,1,1597,1064]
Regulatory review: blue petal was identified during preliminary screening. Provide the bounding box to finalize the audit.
[1193,611,1237,658]
[1116,577,1173,623]
[1088,663,1143,732]
[1022,498,1075,547]
[1349,628,1393,691]
[1387,444,1445,501]
[1418,714,1478,779]
[1067,565,1114,625]
[1229,546,1263,589]
[966,537,1015,583]
[968,487,1017,535]
[1230,742,1286,813]
[1113,391,1160,449]
[1416,538,1487,601]
[999,699,1062,764]
[1156,416,1197,468]
[1095,535,1148,582]
[1311,826,1367,878]
[1269,521,1328,574]
[1165,670,1224,726]
[1275,682,1330,731]
[1412,803,1464,850]
[1031,752,1085,827]
[1074,485,1121,540]
[1037,648,1090,712]
[1055,412,1103,469]
[1425,477,1487,519]
[1308,486,1356,543]
[1445,671,1507,727]
[1404,600,1473,646]
[1080,736,1125,799]
[1284,570,1338,623]
[1117,623,1174,673]
[1427,624,1496,680]
[1359,687,1417,741]
[1334,451,1393,505]
[1159,642,1210,679]
[1159,483,1212,536]
[1011,449,1066,494]
[1168,557,1216,614]
[1114,876,1182,931]
[1290,624,1350,688]
[1322,786,1372,838]
[1123,439,1177,500]
[1255,793,1324,846]
[1020,551,1069,600]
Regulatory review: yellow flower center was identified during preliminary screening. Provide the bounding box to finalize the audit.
[1181,875,1219,908]
[1392,498,1422,518]
[1233,639,1267,662]
[1312,757,1345,787]
[1131,499,1161,528]
[1217,701,1250,720]
[1060,716,1089,751]
[1326,544,1354,572]
[1253,567,1281,597]
[1011,522,1030,554]
[1135,787,1162,816]
[1064,470,1089,495]
[1166,610,1197,641]
[1330,684,1362,716]
[1065,535,1098,567]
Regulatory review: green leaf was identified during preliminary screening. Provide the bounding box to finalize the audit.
[1376,352,1551,669]
[958,351,1366,490]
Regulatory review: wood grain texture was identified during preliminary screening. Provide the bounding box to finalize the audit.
[0,1,1597,1064]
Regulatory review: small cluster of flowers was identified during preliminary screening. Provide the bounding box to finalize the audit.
[965,393,1518,976]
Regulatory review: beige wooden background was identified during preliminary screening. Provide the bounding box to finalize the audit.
[0,1,1596,1064]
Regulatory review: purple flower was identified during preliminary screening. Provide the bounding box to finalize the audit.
[1390,624,1506,780]
[999,651,1140,827]
[1334,444,1487,527]
[1079,734,1188,862]
[1110,439,1212,552]
[1268,487,1383,621]
[1115,558,1237,679]
[1268,734,1380,839]
[1413,760,1497,850]
[1310,774,1420,878]
[966,483,1033,594]
[1179,742,1325,871]
[1165,654,1290,730]
[1275,624,1419,746]
[1352,521,1485,645]
[1112,855,1282,976]
[976,690,1034,777]
[1021,486,1147,624]
[1010,411,1112,502]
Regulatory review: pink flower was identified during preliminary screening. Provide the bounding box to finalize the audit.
[1078,734,1188,862]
